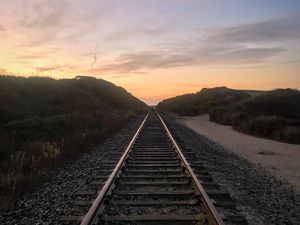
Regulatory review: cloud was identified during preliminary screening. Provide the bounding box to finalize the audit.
[15,0,71,44]
[98,14,299,74]
[99,47,284,74]
[16,0,107,45]
[17,49,59,60]
[18,54,46,60]
[0,24,5,31]
[35,65,65,72]
[206,13,300,45]
[106,25,168,41]
[19,0,68,29]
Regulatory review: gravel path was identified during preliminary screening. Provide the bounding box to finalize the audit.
[0,115,145,225]
[164,114,300,225]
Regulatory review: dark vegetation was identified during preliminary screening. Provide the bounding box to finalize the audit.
[157,87,251,116]
[0,75,147,206]
[210,89,300,144]
[158,87,300,144]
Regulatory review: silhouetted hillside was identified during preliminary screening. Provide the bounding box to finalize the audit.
[0,75,147,204]
[157,87,251,116]
[210,89,300,143]
[159,87,300,144]
[0,76,146,125]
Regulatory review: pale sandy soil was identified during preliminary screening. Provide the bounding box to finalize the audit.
[178,114,300,192]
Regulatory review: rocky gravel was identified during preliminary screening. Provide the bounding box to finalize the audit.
[164,115,300,225]
[1,112,299,225]
[0,115,145,225]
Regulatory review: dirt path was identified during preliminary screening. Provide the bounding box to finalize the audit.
[178,114,300,191]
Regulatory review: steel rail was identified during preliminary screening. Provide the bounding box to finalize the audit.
[80,113,149,225]
[157,112,225,225]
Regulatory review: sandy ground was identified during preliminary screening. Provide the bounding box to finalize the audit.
[178,114,300,192]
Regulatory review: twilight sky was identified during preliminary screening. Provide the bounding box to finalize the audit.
[0,0,300,104]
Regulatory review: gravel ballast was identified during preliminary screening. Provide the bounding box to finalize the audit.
[1,113,299,225]
[164,115,300,225]
[0,115,145,225]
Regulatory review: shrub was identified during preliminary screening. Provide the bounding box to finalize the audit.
[231,112,251,129]
[209,107,232,125]
[279,125,300,144]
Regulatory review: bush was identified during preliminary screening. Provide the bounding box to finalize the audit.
[279,125,300,144]
[209,107,231,125]
[231,112,251,129]
[249,116,283,137]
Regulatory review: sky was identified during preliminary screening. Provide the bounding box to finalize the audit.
[0,0,300,105]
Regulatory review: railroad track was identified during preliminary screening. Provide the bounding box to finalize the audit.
[59,111,247,225]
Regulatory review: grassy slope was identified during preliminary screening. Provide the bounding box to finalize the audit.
[0,76,146,125]
[210,89,300,143]
[0,75,147,204]
[158,87,300,144]
[157,87,251,116]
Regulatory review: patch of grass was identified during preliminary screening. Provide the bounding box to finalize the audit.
[195,213,207,225]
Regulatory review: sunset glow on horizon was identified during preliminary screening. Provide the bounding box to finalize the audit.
[1,0,300,105]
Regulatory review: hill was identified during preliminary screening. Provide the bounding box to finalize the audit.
[210,89,300,143]
[157,87,251,116]
[0,76,146,125]
[158,87,300,144]
[241,89,266,96]
[0,75,147,203]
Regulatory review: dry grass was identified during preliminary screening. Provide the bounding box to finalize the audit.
[0,142,62,206]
